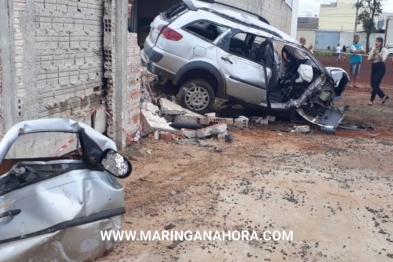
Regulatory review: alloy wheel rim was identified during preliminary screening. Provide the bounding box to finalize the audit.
[184,84,210,111]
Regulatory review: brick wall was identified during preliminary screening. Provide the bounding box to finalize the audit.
[126,33,141,135]
[14,0,105,122]
[220,0,292,34]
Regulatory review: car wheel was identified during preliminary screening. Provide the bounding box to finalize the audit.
[177,79,215,115]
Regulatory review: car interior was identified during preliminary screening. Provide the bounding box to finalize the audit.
[225,33,323,103]
[184,21,228,42]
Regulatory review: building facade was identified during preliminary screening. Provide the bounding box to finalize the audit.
[319,0,357,31]
[130,0,299,46]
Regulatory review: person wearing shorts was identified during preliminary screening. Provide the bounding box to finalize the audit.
[349,35,365,88]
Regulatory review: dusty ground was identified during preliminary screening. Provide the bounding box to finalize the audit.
[98,88,393,262]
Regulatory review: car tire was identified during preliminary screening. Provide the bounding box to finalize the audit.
[177,79,215,115]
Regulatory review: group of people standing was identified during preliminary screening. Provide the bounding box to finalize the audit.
[301,35,390,106]
[347,35,389,106]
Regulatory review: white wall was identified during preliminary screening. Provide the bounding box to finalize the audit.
[291,0,300,39]
[339,31,385,49]
[386,17,393,45]
[297,30,317,47]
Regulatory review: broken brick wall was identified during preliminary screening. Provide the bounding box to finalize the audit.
[12,0,106,127]
[126,33,141,135]
[104,0,141,146]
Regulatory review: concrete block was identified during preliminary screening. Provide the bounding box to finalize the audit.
[181,123,227,139]
[234,116,249,128]
[141,109,175,134]
[159,98,204,118]
[141,102,159,114]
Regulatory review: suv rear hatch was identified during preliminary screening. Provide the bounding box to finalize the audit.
[148,2,189,45]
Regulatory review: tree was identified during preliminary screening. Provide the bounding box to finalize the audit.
[357,0,383,52]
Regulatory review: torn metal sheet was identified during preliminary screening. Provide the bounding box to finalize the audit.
[0,119,132,262]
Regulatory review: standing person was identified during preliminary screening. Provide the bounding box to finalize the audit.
[349,35,365,88]
[367,37,389,106]
[299,37,307,47]
[335,44,342,61]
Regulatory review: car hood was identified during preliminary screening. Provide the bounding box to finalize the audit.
[0,118,116,165]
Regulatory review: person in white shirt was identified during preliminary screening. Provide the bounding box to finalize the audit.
[367,37,389,106]
[335,44,342,61]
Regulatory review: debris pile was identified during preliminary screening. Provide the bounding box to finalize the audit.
[140,98,251,142]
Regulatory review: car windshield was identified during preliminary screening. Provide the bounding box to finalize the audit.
[5,132,81,159]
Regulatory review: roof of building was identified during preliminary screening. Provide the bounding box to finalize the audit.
[297,17,319,30]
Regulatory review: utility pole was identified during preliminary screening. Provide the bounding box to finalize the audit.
[354,0,361,34]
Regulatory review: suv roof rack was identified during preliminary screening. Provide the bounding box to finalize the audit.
[191,0,270,25]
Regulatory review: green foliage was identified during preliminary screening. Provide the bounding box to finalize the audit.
[314,51,335,57]
[357,0,383,51]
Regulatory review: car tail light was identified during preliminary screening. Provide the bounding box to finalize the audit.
[158,25,183,41]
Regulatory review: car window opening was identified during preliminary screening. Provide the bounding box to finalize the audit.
[184,21,228,42]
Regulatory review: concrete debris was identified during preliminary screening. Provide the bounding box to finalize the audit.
[268,116,276,122]
[217,131,229,139]
[141,109,176,134]
[181,124,227,139]
[142,102,160,114]
[133,130,142,142]
[160,98,204,118]
[202,116,234,126]
[154,130,160,140]
[291,125,311,133]
[161,110,186,116]
[234,116,249,128]
[251,116,269,125]
[205,113,216,118]
[174,115,199,124]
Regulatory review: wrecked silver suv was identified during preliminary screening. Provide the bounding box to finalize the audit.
[141,0,350,133]
[0,119,132,262]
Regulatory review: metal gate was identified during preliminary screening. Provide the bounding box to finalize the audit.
[315,31,340,50]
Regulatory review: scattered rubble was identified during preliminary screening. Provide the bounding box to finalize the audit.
[139,92,315,143]
[291,125,311,133]
[181,124,227,139]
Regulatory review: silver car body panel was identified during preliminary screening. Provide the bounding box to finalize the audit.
[0,119,125,262]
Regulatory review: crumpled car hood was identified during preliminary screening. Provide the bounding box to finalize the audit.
[0,119,126,262]
[0,118,116,165]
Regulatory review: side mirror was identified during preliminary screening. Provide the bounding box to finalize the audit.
[98,149,132,179]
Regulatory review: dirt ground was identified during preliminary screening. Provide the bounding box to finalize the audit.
[98,87,393,262]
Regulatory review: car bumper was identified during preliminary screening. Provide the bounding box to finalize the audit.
[141,46,176,81]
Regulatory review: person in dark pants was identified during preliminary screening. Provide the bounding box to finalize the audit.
[367,37,389,106]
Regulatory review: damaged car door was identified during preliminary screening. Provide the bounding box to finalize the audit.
[217,31,268,105]
[0,119,132,262]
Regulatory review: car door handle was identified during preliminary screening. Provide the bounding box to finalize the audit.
[221,57,233,64]
[0,209,21,218]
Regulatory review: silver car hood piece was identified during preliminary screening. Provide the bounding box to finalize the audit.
[0,119,125,262]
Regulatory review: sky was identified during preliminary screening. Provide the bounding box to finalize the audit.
[298,0,393,17]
